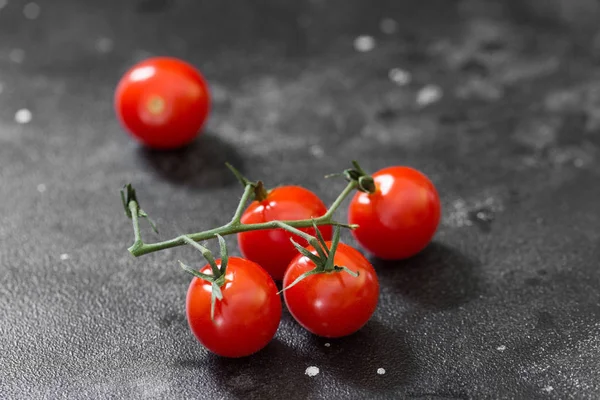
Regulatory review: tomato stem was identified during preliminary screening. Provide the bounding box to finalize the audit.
[123,180,360,258]
[230,184,255,224]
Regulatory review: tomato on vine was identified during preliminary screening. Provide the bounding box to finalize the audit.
[114,57,211,149]
[282,233,379,338]
[180,236,281,358]
[233,171,332,281]
[348,165,441,260]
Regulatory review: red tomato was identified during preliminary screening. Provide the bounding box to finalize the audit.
[237,186,332,280]
[186,257,282,358]
[282,242,379,338]
[348,166,441,260]
[114,57,210,149]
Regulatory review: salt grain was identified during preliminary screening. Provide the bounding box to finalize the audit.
[15,109,32,124]
[9,49,25,64]
[497,345,507,352]
[416,85,443,107]
[324,343,331,347]
[377,368,386,375]
[305,366,319,377]
[543,386,554,393]
[380,18,398,35]
[23,2,41,19]
[95,37,114,54]
[36,183,46,193]
[354,35,376,52]
[60,253,70,261]
[389,68,412,86]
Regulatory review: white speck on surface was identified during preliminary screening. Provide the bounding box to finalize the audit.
[497,345,507,351]
[15,108,32,124]
[309,145,325,158]
[36,184,46,193]
[377,368,386,375]
[354,35,376,52]
[389,68,412,86]
[23,2,41,19]
[9,48,25,64]
[574,158,584,168]
[416,84,443,107]
[324,343,331,347]
[542,386,554,393]
[305,366,319,377]
[380,18,398,34]
[0,0,7,10]
[95,37,114,53]
[60,253,70,261]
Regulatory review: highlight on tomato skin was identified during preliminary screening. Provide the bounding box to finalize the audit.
[282,242,380,338]
[348,166,441,260]
[237,185,333,281]
[114,56,211,150]
[185,257,282,358]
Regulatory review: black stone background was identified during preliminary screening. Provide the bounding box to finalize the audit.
[1,0,599,399]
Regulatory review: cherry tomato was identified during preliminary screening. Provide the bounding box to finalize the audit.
[237,186,332,280]
[186,257,282,358]
[348,166,441,260]
[114,57,211,149]
[282,242,379,338]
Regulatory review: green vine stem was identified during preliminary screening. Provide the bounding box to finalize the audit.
[120,174,360,258]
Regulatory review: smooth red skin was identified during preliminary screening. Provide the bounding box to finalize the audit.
[348,166,441,260]
[283,242,379,338]
[186,257,282,358]
[114,57,210,149]
[237,186,332,281]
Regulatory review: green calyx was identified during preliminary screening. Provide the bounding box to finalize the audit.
[178,234,230,321]
[225,162,269,202]
[327,160,376,194]
[278,223,360,294]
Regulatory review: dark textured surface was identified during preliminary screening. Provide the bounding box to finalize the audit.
[1,1,600,399]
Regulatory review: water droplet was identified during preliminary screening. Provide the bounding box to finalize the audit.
[9,49,25,64]
[305,366,319,377]
[416,85,442,107]
[15,108,32,124]
[60,253,70,261]
[36,183,46,193]
[95,37,114,53]
[377,368,386,375]
[388,68,411,86]
[354,35,376,52]
[23,2,41,19]
[309,145,325,158]
[497,345,506,351]
[379,18,398,35]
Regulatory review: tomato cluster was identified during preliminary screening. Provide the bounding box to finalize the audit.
[181,164,440,358]
[116,57,442,358]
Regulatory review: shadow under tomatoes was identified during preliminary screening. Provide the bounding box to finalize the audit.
[308,320,415,392]
[177,339,315,400]
[372,242,482,310]
[135,132,245,190]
